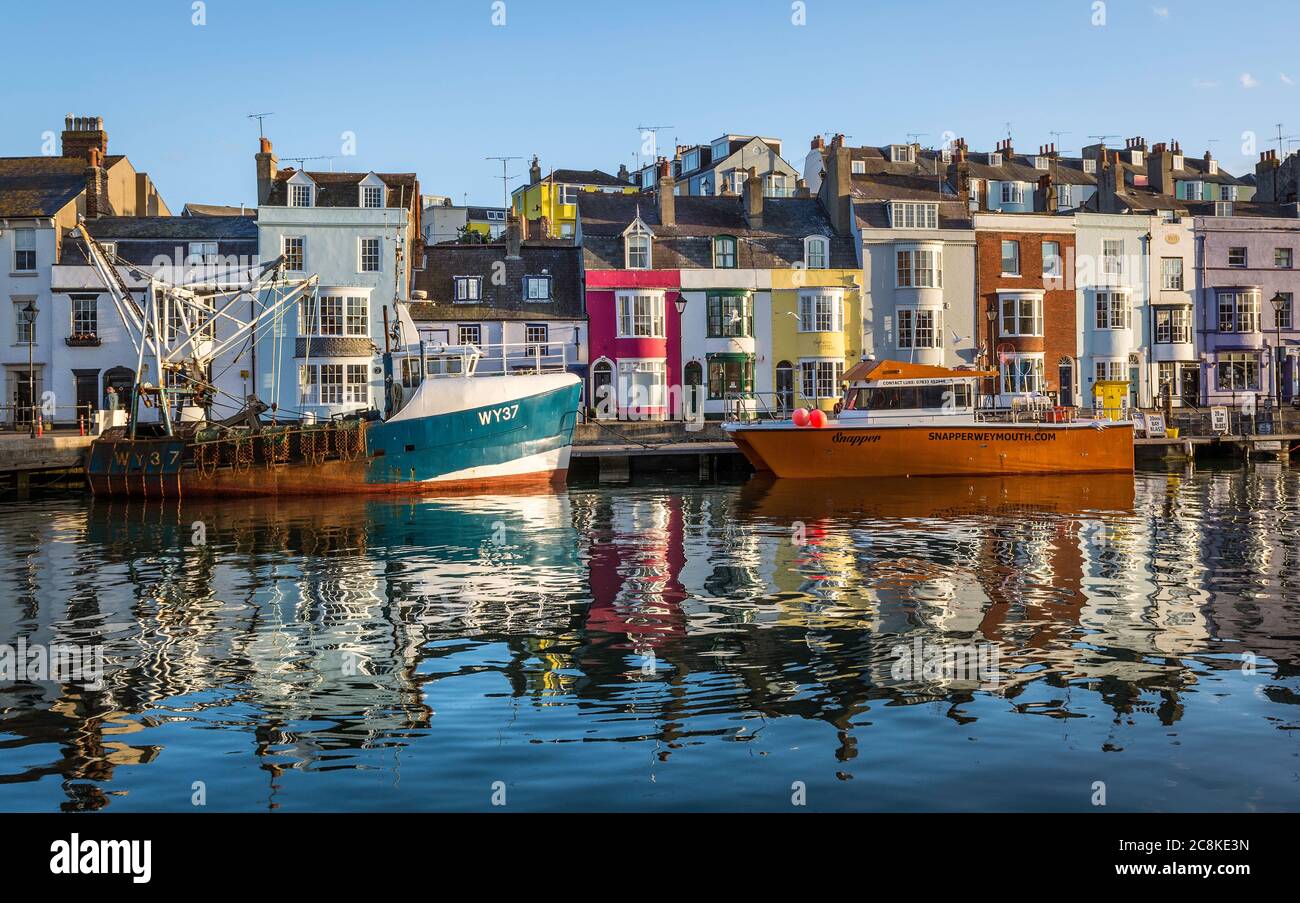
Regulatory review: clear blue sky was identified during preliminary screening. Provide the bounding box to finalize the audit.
[4,0,1299,210]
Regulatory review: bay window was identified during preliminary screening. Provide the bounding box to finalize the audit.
[1217,353,1259,391]
[896,247,943,288]
[706,354,754,399]
[798,291,843,333]
[799,359,844,400]
[1095,291,1132,329]
[1094,359,1126,383]
[706,293,752,337]
[1154,307,1192,344]
[897,308,943,349]
[618,360,667,410]
[1217,290,1260,333]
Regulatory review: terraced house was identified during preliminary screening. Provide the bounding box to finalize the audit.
[811,134,978,376]
[631,133,800,198]
[577,160,858,420]
[511,157,637,239]
[252,136,420,420]
[0,114,168,427]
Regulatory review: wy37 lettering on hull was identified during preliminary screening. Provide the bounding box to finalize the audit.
[477,404,520,426]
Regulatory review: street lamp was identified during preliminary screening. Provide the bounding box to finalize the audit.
[1270,292,1287,410]
[674,296,687,316]
[19,301,36,437]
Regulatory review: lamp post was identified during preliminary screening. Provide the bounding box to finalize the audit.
[1270,292,1286,410]
[19,301,36,437]
[985,306,998,401]
[673,295,688,420]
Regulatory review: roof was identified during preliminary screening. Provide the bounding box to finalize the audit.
[410,241,584,321]
[965,152,1097,187]
[182,203,252,217]
[577,192,857,270]
[59,215,259,265]
[265,170,419,209]
[838,145,973,229]
[0,156,89,217]
[843,359,997,383]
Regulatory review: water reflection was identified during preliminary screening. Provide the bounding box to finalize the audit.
[1,469,1298,811]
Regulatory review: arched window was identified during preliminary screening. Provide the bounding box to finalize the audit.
[804,236,829,269]
[591,360,614,417]
[625,232,651,269]
[713,235,738,269]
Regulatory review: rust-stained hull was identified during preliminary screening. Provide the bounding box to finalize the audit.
[726,421,1135,479]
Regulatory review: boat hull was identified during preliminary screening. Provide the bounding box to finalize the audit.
[726,421,1135,478]
[87,377,582,498]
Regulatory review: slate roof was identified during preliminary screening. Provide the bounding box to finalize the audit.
[0,156,89,217]
[265,170,419,209]
[410,241,585,322]
[577,192,857,270]
[182,203,252,217]
[965,152,1097,187]
[841,149,972,230]
[60,215,259,265]
[546,168,631,188]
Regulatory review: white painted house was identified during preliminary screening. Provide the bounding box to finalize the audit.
[253,138,420,421]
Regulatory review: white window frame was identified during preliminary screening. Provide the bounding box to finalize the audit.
[999,293,1043,337]
[888,202,939,230]
[361,184,385,209]
[616,291,666,339]
[289,183,313,208]
[358,237,381,273]
[896,307,943,349]
[1154,306,1192,344]
[70,295,98,336]
[999,353,1045,394]
[13,228,37,272]
[1095,291,1132,330]
[281,236,305,271]
[625,231,652,269]
[1000,182,1025,205]
[1000,240,1020,276]
[524,275,552,301]
[454,276,483,302]
[895,247,943,288]
[797,291,844,333]
[458,323,482,346]
[1161,257,1184,290]
[799,358,844,401]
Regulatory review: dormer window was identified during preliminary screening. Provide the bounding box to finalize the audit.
[727,170,746,194]
[804,236,829,269]
[1216,202,1235,218]
[524,275,552,301]
[626,232,651,269]
[1172,155,1184,170]
[713,235,738,269]
[889,201,939,229]
[1001,182,1026,205]
[1208,160,1219,175]
[1130,151,1144,166]
[1183,181,1205,201]
[289,183,313,207]
[361,185,384,208]
[940,148,952,164]
[1034,156,1049,170]
[1082,159,1096,174]
[851,160,866,175]
[990,153,1003,167]
[890,145,914,164]
[454,276,482,302]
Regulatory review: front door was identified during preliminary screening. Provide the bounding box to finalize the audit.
[1180,364,1201,406]
[74,370,99,415]
[12,372,36,425]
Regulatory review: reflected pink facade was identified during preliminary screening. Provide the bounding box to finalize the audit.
[585,269,682,419]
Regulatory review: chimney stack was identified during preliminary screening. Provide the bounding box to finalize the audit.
[820,145,853,235]
[743,167,764,230]
[657,158,675,227]
[1148,141,1176,195]
[505,212,522,258]
[1036,173,1056,214]
[617,162,630,183]
[83,147,108,218]
[61,113,108,162]
[255,136,279,205]
[810,135,825,151]
[529,156,542,185]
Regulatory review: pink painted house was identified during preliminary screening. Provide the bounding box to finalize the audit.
[578,181,683,420]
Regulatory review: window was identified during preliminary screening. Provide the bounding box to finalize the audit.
[889,202,939,229]
[707,293,752,338]
[890,145,914,164]
[1083,159,1097,174]
[454,276,482,302]
[1228,247,1247,268]
[1102,240,1124,278]
[282,236,304,271]
[559,185,579,206]
[1095,291,1132,330]
[303,295,368,336]
[1182,181,1204,201]
[1217,290,1261,333]
[1000,182,1025,205]
[13,301,36,344]
[1034,157,1049,171]
[345,296,368,335]
[896,248,943,288]
[726,170,746,195]
[797,292,843,333]
[318,365,343,405]
[1158,362,1175,393]
[1215,202,1235,218]
[362,185,384,208]
[800,360,844,400]
[707,355,754,399]
[626,232,652,269]
[766,174,790,197]
[805,236,829,269]
[1154,307,1192,344]
[359,238,381,272]
[851,160,866,175]
[1000,355,1044,394]
[1161,257,1184,290]
[1275,292,1294,330]
[14,228,36,271]
[1217,353,1259,391]
[71,295,97,336]
[524,276,552,300]
[524,324,549,356]
[713,235,738,269]
[989,153,1003,167]
[1058,184,1074,209]
[346,364,369,405]
[458,324,481,346]
[618,359,666,410]
[1276,248,1294,269]
[1001,240,1020,275]
[617,292,666,338]
[188,241,219,264]
[999,294,1043,337]
[1042,241,1062,279]
[289,183,313,207]
[1094,359,1126,383]
[897,308,943,349]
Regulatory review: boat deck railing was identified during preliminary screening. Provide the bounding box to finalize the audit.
[396,341,573,382]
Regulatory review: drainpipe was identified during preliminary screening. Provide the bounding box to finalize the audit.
[1142,228,1152,408]
[1196,230,1207,406]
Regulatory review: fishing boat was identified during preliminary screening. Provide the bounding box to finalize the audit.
[724,359,1133,478]
[77,225,581,497]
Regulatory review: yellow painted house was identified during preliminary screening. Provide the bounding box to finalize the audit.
[511,157,637,239]
[770,268,864,413]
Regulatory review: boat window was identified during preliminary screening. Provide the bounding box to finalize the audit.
[426,356,465,376]
[844,383,968,411]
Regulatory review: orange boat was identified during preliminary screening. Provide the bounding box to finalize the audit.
[725,360,1134,479]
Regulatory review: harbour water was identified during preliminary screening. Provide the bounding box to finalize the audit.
[0,467,1297,812]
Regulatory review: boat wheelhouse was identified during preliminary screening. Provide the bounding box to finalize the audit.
[724,359,1134,478]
